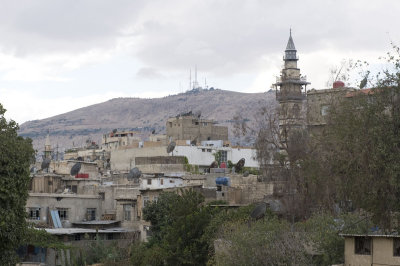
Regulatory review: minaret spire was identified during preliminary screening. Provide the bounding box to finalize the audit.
[285,29,297,60]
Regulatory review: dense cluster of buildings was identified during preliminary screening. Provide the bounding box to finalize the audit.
[22,112,263,264]
[20,32,400,266]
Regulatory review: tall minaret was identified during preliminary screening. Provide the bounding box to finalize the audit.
[273,30,310,148]
[44,133,52,159]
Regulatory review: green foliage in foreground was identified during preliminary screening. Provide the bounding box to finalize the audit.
[299,212,372,266]
[214,216,311,266]
[129,188,372,266]
[0,103,35,265]
[133,190,214,265]
[300,45,400,230]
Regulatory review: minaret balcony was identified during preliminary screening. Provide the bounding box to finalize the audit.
[275,75,308,84]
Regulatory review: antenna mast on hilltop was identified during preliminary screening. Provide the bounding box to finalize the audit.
[194,65,198,89]
[189,69,192,91]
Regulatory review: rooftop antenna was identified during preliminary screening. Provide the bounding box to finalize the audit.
[195,65,198,89]
[189,69,192,91]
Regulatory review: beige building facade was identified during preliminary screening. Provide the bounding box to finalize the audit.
[166,115,228,143]
[342,234,400,266]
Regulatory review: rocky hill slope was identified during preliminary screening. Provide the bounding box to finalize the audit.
[19,89,277,151]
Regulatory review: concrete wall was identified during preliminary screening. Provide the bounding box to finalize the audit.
[51,160,99,178]
[115,199,140,230]
[166,116,228,142]
[231,148,258,168]
[110,146,168,172]
[140,177,184,190]
[174,145,259,168]
[30,175,62,193]
[27,194,102,225]
[306,87,350,127]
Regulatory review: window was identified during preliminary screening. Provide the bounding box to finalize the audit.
[67,185,77,193]
[86,208,96,221]
[143,196,149,207]
[99,192,105,200]
[394,238,400,256]
[153,196,158,202]
[220,150,228,162]
[355,237,371,255]
[147,179,152,185]
[160,179,164,185]
[57,208,69,221]
[202,149,205,152]
[321,105,330,116]
[207,149,212,152]
[169,179,175,183]
[74,234,81,241]
[28,207,40,220]
[123,204,131,221]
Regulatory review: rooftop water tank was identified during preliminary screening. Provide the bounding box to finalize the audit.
[216,177,230,186]
[333,80,345,88]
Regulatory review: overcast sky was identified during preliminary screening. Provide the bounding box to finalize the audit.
[1,0,399,124]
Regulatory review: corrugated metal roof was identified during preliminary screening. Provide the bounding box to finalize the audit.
[340,233,400,238]
[45,227,138,235]
[72,220,120,225]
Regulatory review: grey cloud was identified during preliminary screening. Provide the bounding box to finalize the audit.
[0,0,399,74]
[131,0,400,75]
[0,0,146,54]
[136,67,165,79]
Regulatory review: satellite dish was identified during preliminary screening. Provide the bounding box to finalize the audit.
[70,162,81,176]
[210,161,218,168]
[41,158,51,171]
[127,167,142,180]
[243,170,250,177]
[151,129,156,134]
[112,129,117,133]
[250,202,267,220]
[167,141,176,154]
[235,158,245,173]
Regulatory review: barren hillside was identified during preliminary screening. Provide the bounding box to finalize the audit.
[19,89,277,151]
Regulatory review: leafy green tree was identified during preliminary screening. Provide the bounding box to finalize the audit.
[300,212,372,265]
[0,103,35,265]
[139,189,213,265]
[214,216,311,266]
[301,45,400,230]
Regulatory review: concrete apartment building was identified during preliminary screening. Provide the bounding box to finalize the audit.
[166,114,228,143]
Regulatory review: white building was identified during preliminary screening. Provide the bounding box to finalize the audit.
[140,175,184,190]
[173,143,259,169]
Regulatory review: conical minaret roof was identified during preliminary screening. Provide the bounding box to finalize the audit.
[285,31,296,51]
[284,29,297,61]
